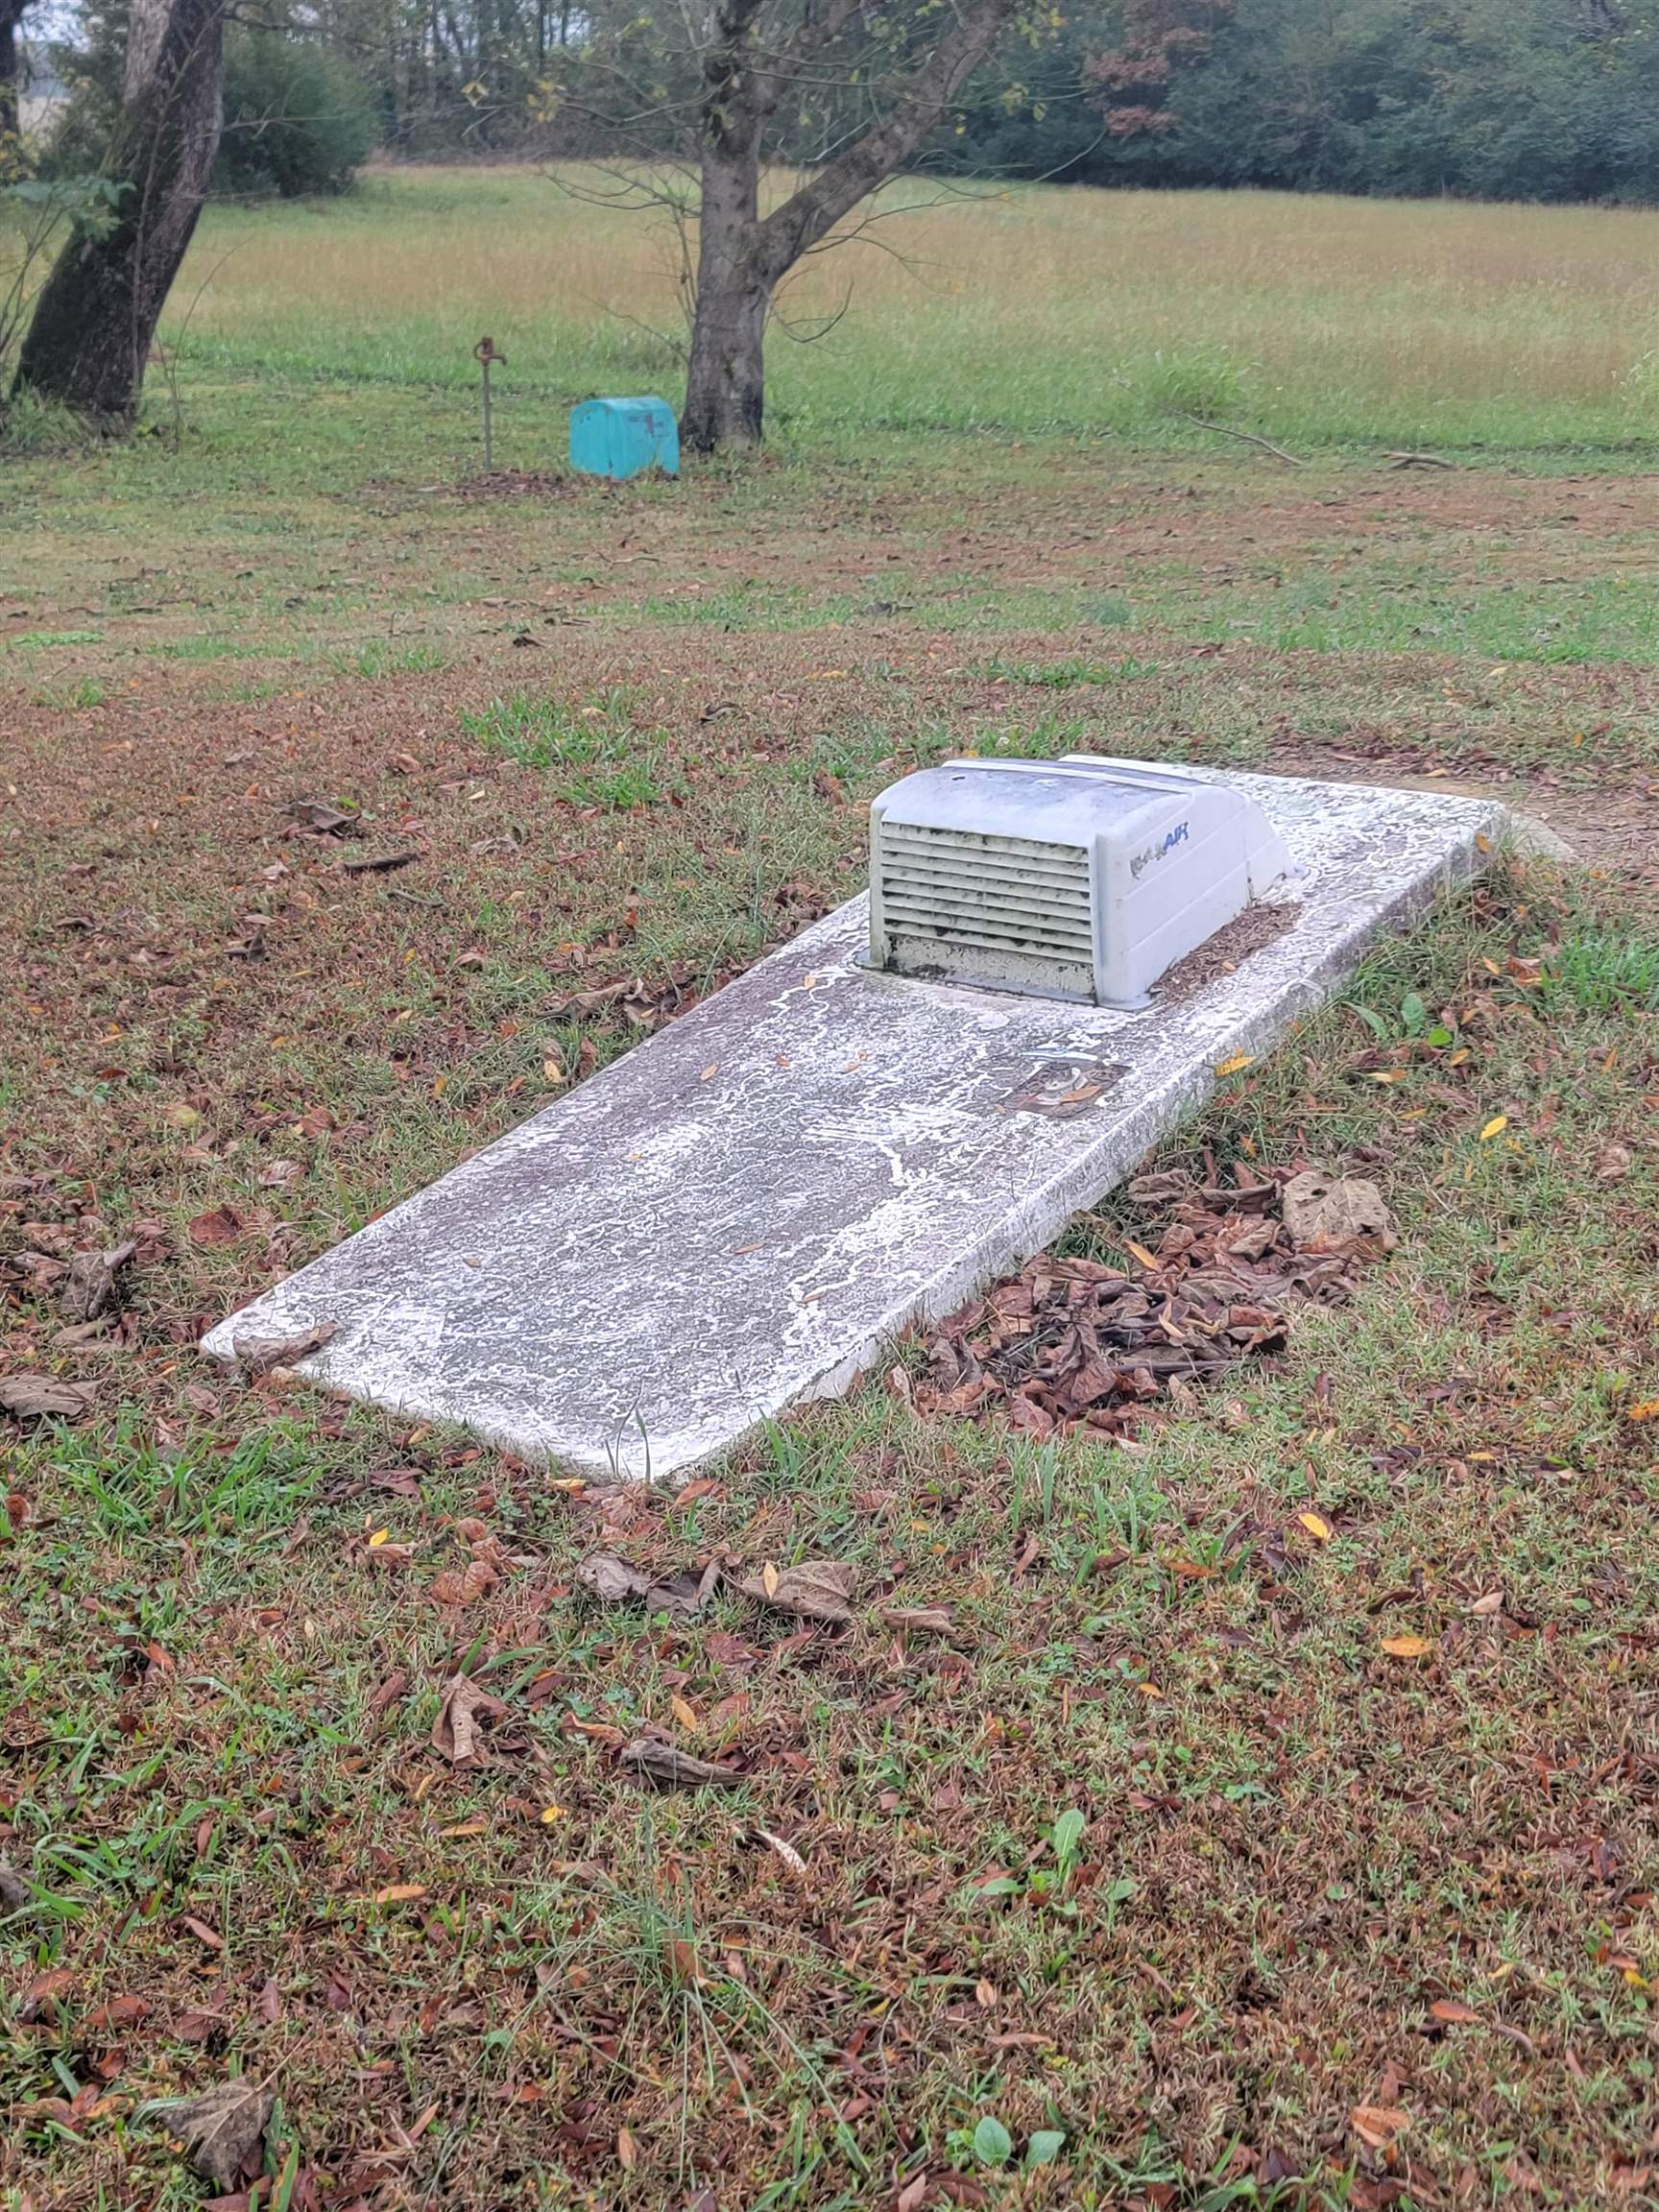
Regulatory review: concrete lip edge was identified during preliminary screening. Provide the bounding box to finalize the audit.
[203,773,1514,1480]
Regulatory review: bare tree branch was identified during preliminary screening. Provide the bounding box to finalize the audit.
[755,0,1018,281]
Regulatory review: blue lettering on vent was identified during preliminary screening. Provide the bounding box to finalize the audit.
[1128,820,1190,880]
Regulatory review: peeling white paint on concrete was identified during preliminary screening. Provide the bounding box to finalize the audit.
[203,771,1509,1479]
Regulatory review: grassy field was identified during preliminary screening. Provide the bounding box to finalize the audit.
[12,164,1659,477]
[129,167,1659,454]
[4,170,1659,2211]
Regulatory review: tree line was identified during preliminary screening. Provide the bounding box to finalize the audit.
[18,0,1659,204]
[4,0,1657,452]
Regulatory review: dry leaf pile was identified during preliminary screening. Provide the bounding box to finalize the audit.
[912,1165,1394,1440]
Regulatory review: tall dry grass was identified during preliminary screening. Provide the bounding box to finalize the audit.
[177,165,1659,449]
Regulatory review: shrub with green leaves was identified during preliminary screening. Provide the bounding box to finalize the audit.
[215,29,378,201]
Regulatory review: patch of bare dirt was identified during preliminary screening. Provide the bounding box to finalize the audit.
[1157,900,1303,1001]
[448,467,575,501]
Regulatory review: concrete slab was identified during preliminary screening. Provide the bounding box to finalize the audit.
[203,770,1508,1479]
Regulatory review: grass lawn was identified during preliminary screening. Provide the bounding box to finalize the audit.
[4,171,1659,2212]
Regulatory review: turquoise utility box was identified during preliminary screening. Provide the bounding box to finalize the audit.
[569,396,679,481]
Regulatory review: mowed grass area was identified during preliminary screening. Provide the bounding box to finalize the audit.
[4,173,1659,2210]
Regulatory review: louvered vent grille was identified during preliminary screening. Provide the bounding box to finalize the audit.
[877,822,1094,984]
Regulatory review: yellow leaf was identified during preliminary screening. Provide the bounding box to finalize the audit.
[761,1562,780,1598]
[1627,1401,1659,1424]
[373,1883,427,1905]
[432,1073,445,1098]
[1371,1070,1407,1084]
[1124,1238,1160,1270]
[539,1803,566,1825]
[1214,1051,1253,1078]
[669,1694,698,1731]
[368,1527,391,1548]
[1296,1511,1333,1542]
[541,1058,566,1085]
[1479,1116,1508,1142]
[1474,831,1492,854]
[440,1819,489,1838]
[1381,1633,1432,1659]
[700,1064,719,1082]
[1136,1680,1164,1699]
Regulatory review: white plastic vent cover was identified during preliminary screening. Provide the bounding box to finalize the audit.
[868,755,1298,1007]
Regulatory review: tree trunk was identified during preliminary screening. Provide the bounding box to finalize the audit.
[681,145,771,452]
[679,1,774,454]
[0,0,25,154]
[679,0,1016,454]
[12,0,226,421]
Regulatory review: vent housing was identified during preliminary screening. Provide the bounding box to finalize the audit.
[868,756,1296,1007]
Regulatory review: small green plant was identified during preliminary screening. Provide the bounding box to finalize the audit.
[972,2116,1013,2169]
[1347,990,1455,1046]
[1539,928,1659,1014]
[34,677,107,709]
[972,1806,1111,1914]
[1049,1807,1087,1881]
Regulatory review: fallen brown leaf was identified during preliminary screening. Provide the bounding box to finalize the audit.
[755,1827,808,1877]
[432,1674,509,1766]
[187,1205,244,1251]
[881,1605,953,1634]
[1350,2104,1410,2151]
[576,1551,720,1616]
[0,1375,93,1422]
[229,1320,337,1378]
[618,1738,743,1790]
[20,1966,73,2022]
[150,2079,273,2188]
[342,848,421,875]
[284,797,359,835]
[1282,1170,1397,1252]
[738,1558,858,1623]
[60,1239,137,1324]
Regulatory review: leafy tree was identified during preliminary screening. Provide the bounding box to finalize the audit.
[541,0,1034,450]
[216,25,377,197]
